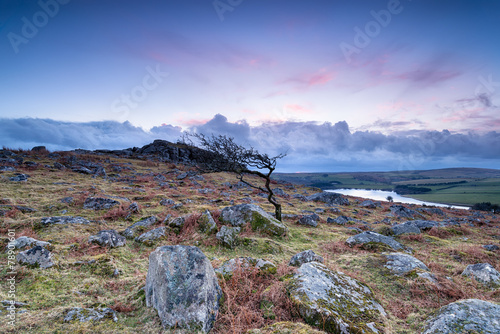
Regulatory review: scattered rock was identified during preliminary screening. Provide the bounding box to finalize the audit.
[306,191,350,206]
[159,198,175,206]
[72,166,93,174]
[391,220,440,235]
[298,214,320,227]
[5,236,52,252]
[346,231,405,251]
[83,197,119,210]
[63,307,118,323]
[215,257,277,279]
[0,166,16,172]
[383,252,429,275]
[389,205,423,219]
[288,261,386,333]
[216,226,241,249]
[327,215,351,225]
[198,210,218,234]
[17,246,54,269]
[37,216,90,228]
[9,173,29,182]
[146,245,222,333]
[122,216,158,239]
[167,216,186,234]
[423,299,500,334]
[289,250,324,267]
[60,196,74,204]
[359,200,380,208]
[128,202,139,213]
[483,244,500,251]
[135,226,167,246]
[462,263,500,287]
[219,204,288,236]
[88,230,126,248]
[419,207,446,217]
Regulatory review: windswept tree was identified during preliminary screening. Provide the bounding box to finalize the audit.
[183,133,286,221]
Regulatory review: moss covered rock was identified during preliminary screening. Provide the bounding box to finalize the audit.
[219,204,288,236]
[423,299,500,334]
[288,262,386,333]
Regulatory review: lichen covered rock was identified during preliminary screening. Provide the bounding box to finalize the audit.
[383,252,429,275]
[215,257,277,279]
[88,229,126,248]
[145,245,221,333]
[423,299,500,334]
[216,225,241,249]
[289,250,324,267]
[17,245,54,269]
[219,204,288,236]
[288,262,386,333]
[134,226,166,246]
[198,210,218,234]
[346,231,405,251]
[63,307,117,323]
[462,263,500,287]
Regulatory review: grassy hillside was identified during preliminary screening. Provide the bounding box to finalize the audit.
[1,150,500,333]
[274,168,500,206]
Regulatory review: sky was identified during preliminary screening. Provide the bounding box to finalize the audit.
[1,0,499,172]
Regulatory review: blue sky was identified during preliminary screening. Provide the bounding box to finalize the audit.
[1,0,499,172]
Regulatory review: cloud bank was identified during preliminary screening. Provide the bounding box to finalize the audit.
[1,115,499,172]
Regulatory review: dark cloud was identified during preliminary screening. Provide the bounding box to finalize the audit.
[1,116,499,172]
[0,118,181,151]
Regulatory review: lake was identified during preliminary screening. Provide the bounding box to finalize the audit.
[326,188,469,210]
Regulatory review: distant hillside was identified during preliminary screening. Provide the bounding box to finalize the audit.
[274,168,500,206]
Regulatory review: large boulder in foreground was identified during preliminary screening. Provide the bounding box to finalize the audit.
[219,204,288,236]
[423,299,500,334]
[145,245,222,333]
[306,191,349,206]
[288,262,386,333]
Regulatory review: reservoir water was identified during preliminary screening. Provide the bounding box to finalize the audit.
[326,189,469,210]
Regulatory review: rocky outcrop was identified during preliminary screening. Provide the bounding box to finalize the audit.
[122,216,157,239]
[17,246,54,269]
[423,299,500,334]
[391,220,457,235]
[219,204,288,236]
[289,250,324,267]
[346,231,405,251]
[145,245,221,333]
[88,230,126,248]
[383,252,429,275]
[288,262,386,333]
[63,307,118,323]
[306,192,350,206]
[462,263,500,287]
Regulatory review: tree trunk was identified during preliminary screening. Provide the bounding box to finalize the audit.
[274,203,282,222]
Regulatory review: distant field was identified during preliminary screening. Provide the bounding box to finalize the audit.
[274,168,500,206]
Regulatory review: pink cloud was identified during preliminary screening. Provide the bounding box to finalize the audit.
[284,104,313,114]
[283,68,336,90]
